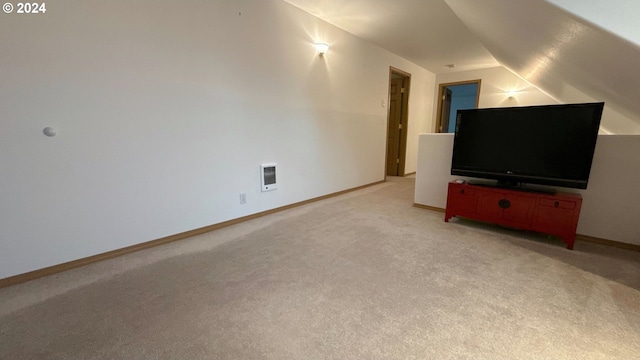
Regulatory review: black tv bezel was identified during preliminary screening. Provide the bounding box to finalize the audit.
[450,102,604,190]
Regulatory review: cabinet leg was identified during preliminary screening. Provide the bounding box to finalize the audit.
[563,236,575,250]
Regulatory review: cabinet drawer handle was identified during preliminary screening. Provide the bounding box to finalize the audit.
[554,201,560,208]
[460,189,464,194]
[498,199,511,209]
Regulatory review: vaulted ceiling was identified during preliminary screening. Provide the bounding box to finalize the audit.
[283,0,499,73]
[284,0,640,133]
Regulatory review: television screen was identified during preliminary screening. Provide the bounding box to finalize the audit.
[451,102,604,189]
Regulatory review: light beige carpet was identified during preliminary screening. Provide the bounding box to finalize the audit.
[1,176,639,359]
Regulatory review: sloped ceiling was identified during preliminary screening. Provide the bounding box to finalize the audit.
[284,0,640,133]
[282,0,499,73]
[445,0,640,133]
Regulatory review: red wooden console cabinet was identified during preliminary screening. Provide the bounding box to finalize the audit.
[444,181,582,249]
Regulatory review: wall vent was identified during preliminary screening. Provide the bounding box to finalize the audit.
[260,163,277,192]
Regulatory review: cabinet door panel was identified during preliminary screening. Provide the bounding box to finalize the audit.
[476,191,503,218]
[502,194,536,224]
[447,185,477,217]
[535,208,574,235]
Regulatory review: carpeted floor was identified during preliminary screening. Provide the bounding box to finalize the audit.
[1,176,639,359]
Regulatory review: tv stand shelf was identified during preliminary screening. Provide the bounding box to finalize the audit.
[444,181,582,249]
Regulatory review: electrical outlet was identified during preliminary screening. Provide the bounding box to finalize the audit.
[239,193,247,204]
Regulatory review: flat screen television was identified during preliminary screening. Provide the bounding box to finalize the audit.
[451,102,604,190]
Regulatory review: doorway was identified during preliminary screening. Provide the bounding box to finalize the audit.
[386,67,410,176]
[435,80,481,133]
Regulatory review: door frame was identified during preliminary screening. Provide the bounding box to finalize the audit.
[435,79,481,133]
[385,66,411,177]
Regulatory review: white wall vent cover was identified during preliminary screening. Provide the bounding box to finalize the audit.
[260,163,277,192]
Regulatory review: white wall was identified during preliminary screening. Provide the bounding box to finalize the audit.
[432,66,636,134]
[415,134,640,246]
[0,0,435,279]
[432,66,559,132]
[405,74,437,174]
[580,135,640,243]
[414,134,461,208]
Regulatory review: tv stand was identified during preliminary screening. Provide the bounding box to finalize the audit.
[444,181,582,249]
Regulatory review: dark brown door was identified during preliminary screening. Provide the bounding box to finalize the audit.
[439,88,452,133]
[387,77,404,176]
